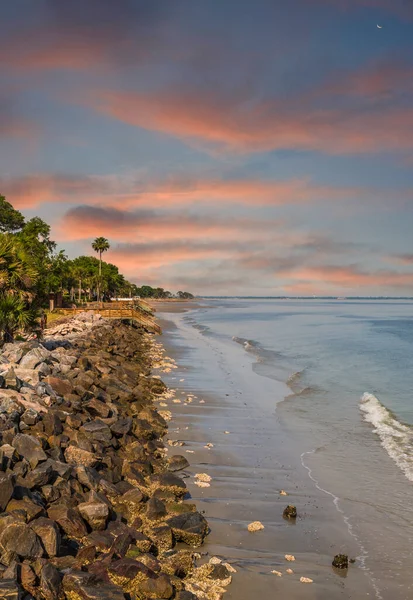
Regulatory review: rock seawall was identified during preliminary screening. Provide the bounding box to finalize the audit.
[0,314,232,599]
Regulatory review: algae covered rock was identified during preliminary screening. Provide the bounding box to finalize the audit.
[332,553,349,569]
[167,512,208,547]
[283,504,297,519]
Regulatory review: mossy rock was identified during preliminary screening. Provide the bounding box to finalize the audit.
[283,505,297,519]
[332,554,349,569]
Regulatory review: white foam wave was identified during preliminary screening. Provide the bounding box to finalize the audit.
[360,392,413,482]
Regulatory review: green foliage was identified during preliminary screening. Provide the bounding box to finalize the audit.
[177,290,194,299]
[0,294,38,342]
[135,285,172,298]
[0,196,25,233]
[0,195,194,339]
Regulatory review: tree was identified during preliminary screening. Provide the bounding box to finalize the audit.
[0,234,39,342]
[92,237,110,301]
[177,291,194,299]
[0,294,38,343]
[0,196,25,233]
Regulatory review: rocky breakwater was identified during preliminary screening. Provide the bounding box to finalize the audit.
[0,313,232,599]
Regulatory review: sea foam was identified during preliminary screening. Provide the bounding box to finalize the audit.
[360,392,413,482]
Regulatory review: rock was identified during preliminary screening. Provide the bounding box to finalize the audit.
[47,504,88,539]
[247,521,264,532]
[176,591,197,600]
[13,368,40,386]
[78,501,109,531]
[0,579,20,599]
[283,505,297,519]
[3,368,20,391]
[149,525,174,552]
[42,412,63,436]
[24,461,53,488]
[332,554,349,569]
[152,473,187,497]
[62,570,126,600]
[64,445,98,467]
[6,497,45,521]
[38,562,62,600]
[167,512,208,547]
[0,522,43,558]
[0,444,19,471]
[110,418,132,437]
[30,517,61,557]
[44,376,73,396]
[81,420,112,443]
[19,347,50,369]
[138,573,174,599]
[12,434,47,468]
[0,474,14,511]
[167,455,190,472]
[84,398,110,418]
[146,496,167,521]
[20,563,37,596]
[108,557,154,581]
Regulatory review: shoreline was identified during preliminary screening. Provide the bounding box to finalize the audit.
[0,312,232,599]
[154,305,377,599]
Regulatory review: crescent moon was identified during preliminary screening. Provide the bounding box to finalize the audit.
[377,24,382,28]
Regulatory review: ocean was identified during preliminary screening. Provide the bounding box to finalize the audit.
[159,298,413,599]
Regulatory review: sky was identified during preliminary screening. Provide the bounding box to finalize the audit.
[1,0,413,296]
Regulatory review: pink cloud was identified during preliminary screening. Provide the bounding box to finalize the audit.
[87,85,413,156]
[1,172,372,211]
[284,265,413,290]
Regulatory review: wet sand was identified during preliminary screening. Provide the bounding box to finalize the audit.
[152,306,377,599]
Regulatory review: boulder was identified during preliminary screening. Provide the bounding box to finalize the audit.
[167,512,209,547]
[64,445,98,468]
[0,579,21,599]
[84,399,110,418]
[12,434,47,468]
[24,461,53,488]
[167,455,190,472]
[44,376,73,396]
[78,501,109,531]
[30,517,61,557]
[19,347,50,369]
[0,474,14,512]
[0,522,43,558]
[146,497,167,521]
[81,420,112,443]
[138,573,174,599]
[47,505,88,539]
[110,418,132,437]
[62,570,126,600]
[40,562,62,600]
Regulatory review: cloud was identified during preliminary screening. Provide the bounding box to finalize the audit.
[0,0,167,72]
[0,95,38,141]
[57,205,282,242]
[1,172,374,210]
[283,264,413,290]
[87,82,413,156]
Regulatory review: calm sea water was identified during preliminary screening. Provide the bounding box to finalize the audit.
[175,298,413,596]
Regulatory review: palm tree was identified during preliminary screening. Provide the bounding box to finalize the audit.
[0,294,38,343]
[92,237,110,302]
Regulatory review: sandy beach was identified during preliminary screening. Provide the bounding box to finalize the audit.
[152,302,376,600]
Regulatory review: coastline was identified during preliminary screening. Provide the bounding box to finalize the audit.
[154,303,378,599]
[0,312,232,599]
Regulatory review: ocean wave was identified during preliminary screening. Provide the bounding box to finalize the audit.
[360,393,413,482]
[232,336,259,352]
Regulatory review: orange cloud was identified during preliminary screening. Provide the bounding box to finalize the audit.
[0,172,382,211]
[285,265,413,289]
[56,205,281,243]
[88,86,413,155]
